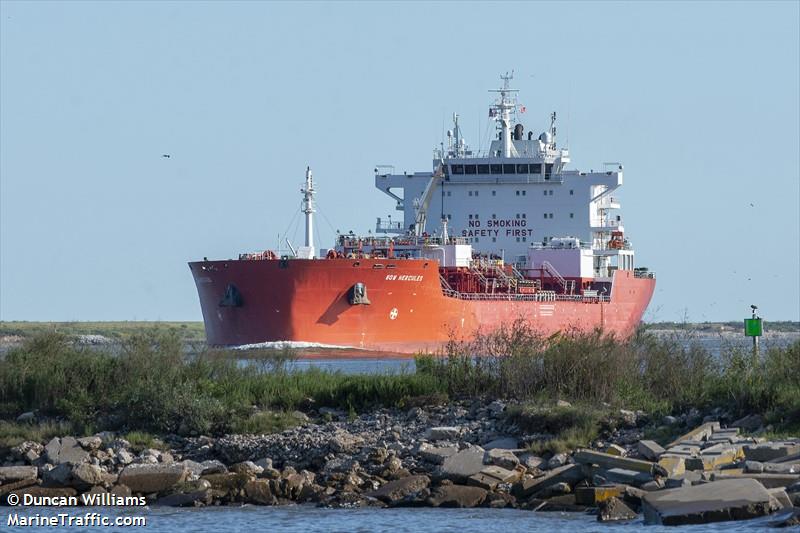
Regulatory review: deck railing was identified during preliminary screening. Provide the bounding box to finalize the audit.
[441,288,610,303]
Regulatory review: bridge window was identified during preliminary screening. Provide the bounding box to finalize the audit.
[543,190,547,196]
[468,191,473,197]
[477,164,489,174]
[570,213,574,218]
[543,213,547,219]
[474,190,479,196]
[490,164,502,174]
[451,164,464,174]
[492,190,496,196]
[530,163,542,174]
[516,190,520,196]
[545,163,553,179]
[465,164,477,175]
[516,164,529,174]
[522,190,526,196]
[570,189,574,195]
[503,164,516,174]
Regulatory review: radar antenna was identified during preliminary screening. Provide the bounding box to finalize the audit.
[489,71,519,158]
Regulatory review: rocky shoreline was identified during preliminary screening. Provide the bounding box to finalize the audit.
[2,400,799,527]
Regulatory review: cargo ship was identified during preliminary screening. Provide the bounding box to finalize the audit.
[189,74,656,353]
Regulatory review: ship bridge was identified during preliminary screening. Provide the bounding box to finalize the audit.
[374,73,631,278]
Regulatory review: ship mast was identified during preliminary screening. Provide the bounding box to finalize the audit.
[301,166,316,258]
[489,72,518,158]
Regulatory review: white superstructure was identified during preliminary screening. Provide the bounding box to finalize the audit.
[374,73,634,280]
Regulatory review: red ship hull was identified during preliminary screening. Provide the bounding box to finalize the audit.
[189,258,655,354]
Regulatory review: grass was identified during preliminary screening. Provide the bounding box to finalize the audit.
[124,431,168,452]
[0,331,445,441]
[507,403,606,455]
[231,411,303,435]
[0,420,77,449]
[0,325,797,454]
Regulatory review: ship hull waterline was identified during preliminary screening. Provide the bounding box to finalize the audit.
[189,258,655,355]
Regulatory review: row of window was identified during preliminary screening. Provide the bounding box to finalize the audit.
[445,188,575,197]
[468,236,532,244]
[450,213,576,220]
[450,163,554,176]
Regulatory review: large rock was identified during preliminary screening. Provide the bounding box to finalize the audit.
[744,443,800,463]
[484,448,519,470]
[637,440,665,461]
[574,449,664,476]
[417,443,459,465]
[439,447,485,482]
[367,475,430,505]
[512,464,585,498]
[44,437,89,465]
[70,464,105,489]
[575,485,626,506]
[329,430,364,453]
[426,484,487,507]
[0,466,37,484]
[598,496,638,522]
[731,414,764,432]
[467,466,520,490]
[118,464,188,494]
[710,472,800,489]
[243,479,276,505]
[642,478,772,525]
[425,427,462,441]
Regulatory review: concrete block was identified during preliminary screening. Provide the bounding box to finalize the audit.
[666,422,720,448]
[710,472,800,489]
[439,447,485,482]
[425,427,462,441]
[574,484,626,506]
[512,464,584,498]
[642,478,771,525]
[767,487,793,511]
[574,449,662,476]
[598,467,653,487]
[604,444,627,456]
[663,445,700,457]
[743,442,800,462]
[637,440,665,461]
[658,456,686,477]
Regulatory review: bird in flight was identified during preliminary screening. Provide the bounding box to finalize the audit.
[161,154,171,158]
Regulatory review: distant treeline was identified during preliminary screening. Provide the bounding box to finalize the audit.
[645,321,800,333]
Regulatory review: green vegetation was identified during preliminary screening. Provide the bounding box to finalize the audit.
[0,332,443,441]
[0,420,77,449]
[0,324,797,454]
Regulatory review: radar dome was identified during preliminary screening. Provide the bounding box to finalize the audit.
[539,131,552,144]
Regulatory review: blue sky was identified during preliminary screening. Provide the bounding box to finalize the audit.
[1,1,798,322]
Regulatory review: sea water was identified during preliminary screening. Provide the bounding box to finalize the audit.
[2,505,787,532]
